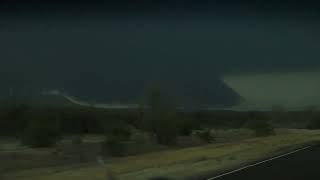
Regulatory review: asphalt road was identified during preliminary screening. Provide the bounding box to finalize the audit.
[204,145,320,180]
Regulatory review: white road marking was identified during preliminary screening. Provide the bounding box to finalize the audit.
[207,146,313,180]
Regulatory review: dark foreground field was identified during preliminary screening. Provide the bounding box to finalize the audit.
[202,144,320,180]
[3,129,320,180]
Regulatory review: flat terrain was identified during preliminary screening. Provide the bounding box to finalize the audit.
[2,129,320,180]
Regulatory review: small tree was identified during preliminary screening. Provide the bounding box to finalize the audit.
[22,120,61,148]
[196,129,215,143]
[101,125,131,157]
[21,107,62,148]
[269,104,286,126]
[150,112,180,145]
[307,116,320,129]
[142,87,181,145]
[305,106,320,129]
[178,118,199,136]
[246,112,275,137]
[0,104,29,137]
[111,127,131,141]
[246,119,275,137]
[101,135,126,157]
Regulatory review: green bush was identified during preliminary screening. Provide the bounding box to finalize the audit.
[71,135,84,145]
[246,119,275,137]
[100,125,131,157]
[196,129,215,143]
[0,104,29,136]
[101,135,126,157]
[142,111,180,145]
[307,116,320,129]
[178,119,199,136]
[111,127,131,141]
[131,131,150,144]
[22,120,61,148]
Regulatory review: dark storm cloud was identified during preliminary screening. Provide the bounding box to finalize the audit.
[1,0,320,16]
[1,15,320,74]
[0,0,320,105]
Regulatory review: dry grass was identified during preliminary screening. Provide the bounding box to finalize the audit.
[3,129,320,180]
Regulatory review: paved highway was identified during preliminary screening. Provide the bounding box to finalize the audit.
[203,145,320,180]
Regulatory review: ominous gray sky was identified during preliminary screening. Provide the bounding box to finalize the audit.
[1,13,320,76]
